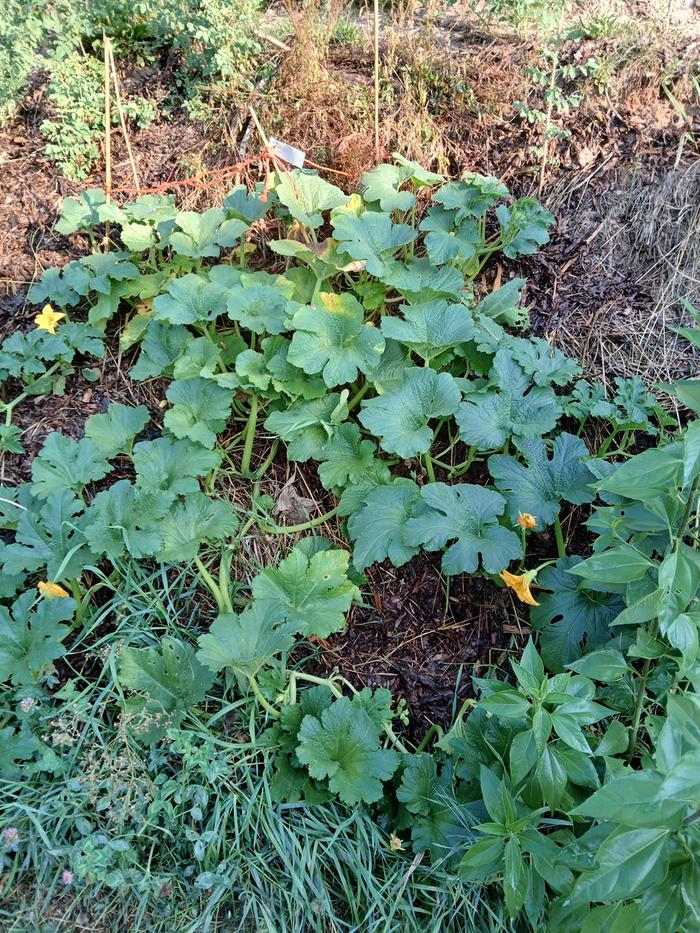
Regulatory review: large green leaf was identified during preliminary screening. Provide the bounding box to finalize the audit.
[530,559,624,672]
[473,278,527,328]
[159,492,238,562]
[404,483,521,575]
[265,392,348,462]
[379,256,465,299]
[570,828,671,904]
[172,337,222,380]
[596,444,683,503]
[79,253,140,294]
[359,367,461,457]
[130,321,191,381]
[361,163,417,212]
[84,403,149,459]
[507,336,581,387]
[346,479,422,570]
[337,461,395,517]
[196,601,294,676]
[296,696,400,805]
[28,261,92,308]
[317,422,380,490]
[569,773,678,826]
[223,185,270,223]
[168,208,247,258]
[84,480,172,560]
[55,188,108,234]
[1,491,92,581]
[391,154,444,187]
[270,237,352,283]
[381,299,474,363]
[497,199,553,258]
[133,437,222,496]
[0,592,76,686]
[31,434,111,500]
[332,211,416,277]
[419,206,482,265]
[456,351,561,451]
[164,378,234,448]
[238,335,326,400]
[433,174,509,219]
[118,636,214,743]
[488,433,595,529]
[251,545,359,638]
[275,170,349,228]
[288,292,385,387]
[226,274,295,335]
[152,273,228,325]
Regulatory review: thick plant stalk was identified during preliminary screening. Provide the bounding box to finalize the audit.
[240,395,258,477]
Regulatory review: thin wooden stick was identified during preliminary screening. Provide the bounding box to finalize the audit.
[103,33,112,246]
[254,29,291,52]
[248,105,270,149]
[373,0,380,161]
[108,42,141,192]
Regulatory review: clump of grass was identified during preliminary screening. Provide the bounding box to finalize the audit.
[0,560,508,933]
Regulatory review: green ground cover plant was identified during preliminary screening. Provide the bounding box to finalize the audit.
[2,156,698,931]
[0,0,262,179]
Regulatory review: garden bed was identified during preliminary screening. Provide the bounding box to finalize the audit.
[2,2,700,931]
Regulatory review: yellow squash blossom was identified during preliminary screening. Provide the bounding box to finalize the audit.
[499,569,539,607]
[515,512,537,530]
[34,304,65,335]
[389,833,403,851]
[37,580,70,599]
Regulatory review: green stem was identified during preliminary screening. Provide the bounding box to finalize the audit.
[629,628,658,760]
[597,429,618,458]
[553,514,566,558]
[240,395,258,477]
[416,723,441,753]
[1,363,61,425]
[68,579,84,629]
[424,451,436,483]
[247,674,280,719]
[253,439,279,480]
[259,505,340,535]
[347,383,369,412]
[194,555,227,613]
[676,474,700,548]
[518,527,527,572]
[291,670,345,698]
[449,445,477,478]
[218,553,234,614]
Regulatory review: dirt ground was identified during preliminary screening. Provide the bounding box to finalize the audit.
[1,0,699,728]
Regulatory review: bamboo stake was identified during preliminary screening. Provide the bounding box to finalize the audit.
[108,42,141,192]
[103,33,112,247]
[248,106,270,149]
[373,0,380,161]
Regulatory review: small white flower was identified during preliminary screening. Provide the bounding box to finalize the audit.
[2,827,19,845]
